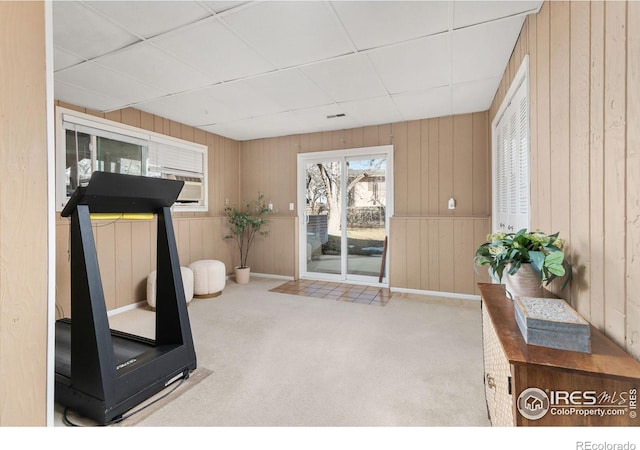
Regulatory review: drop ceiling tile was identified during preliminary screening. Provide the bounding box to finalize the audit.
[332,1,449,50]
[453,1,541,29]
[203,111,306,141]
[245,69,335,111]
[452,15,525,84]
[199,1,250,14]
[452,77,501,114]
[338,96,403,127]
[55,80,129,112]
[392,86,452,121]
[301,54,388,103]
[137,88,240,126]
[52,1,139,60]
[56,62,166,107]
[206,81,285,118]
[223,1,354,69]
[53,46,84,72]
[152,18,275,83]
[368,33,450,95]
[87,1,212,38]
[95,43,212,93]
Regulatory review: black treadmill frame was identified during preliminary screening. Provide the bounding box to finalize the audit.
[55,172,197,425]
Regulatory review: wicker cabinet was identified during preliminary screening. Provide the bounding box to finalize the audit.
[479,283,640,427]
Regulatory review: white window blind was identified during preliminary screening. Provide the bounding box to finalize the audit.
[493,63,530,233]
[148,140,203,178]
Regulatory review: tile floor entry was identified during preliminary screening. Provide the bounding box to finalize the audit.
[270,280,391,306]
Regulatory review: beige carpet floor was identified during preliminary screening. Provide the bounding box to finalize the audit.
[55,277,490,427]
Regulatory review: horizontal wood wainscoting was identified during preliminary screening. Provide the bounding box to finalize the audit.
[55,215,298,316]
[389,217,490,296]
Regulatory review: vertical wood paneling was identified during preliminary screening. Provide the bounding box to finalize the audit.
[473,219,491,294]
[407,121,421,216]
[121,108,140,128]
[419,119,430,215]
[115,222,133,308]
[427,218,440,290]
[602,1,627,345]
[535,3,551,232]
[438,219,455,292]
[405,219,421,289]
[131,221,152,302]
[549,1,571,237]
[528,13,539,229]
[569,1,592,317]
[489,1,639,359]
[392,122,408,215]
[427,119,440,215]
[95,224,117,311]
[626,0,640,359]
[189,219,204,263]
[420,218,430,289]
[438,117,454,216]
[589,1,606,329]
[472,112,489,216]
[453,219,474,294]
[389,219,407,288]
[453,114,473,216]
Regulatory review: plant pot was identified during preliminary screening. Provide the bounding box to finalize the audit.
[503,263,544,300]
[235,266,250,285]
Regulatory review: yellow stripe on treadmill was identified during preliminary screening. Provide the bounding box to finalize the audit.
[90,213,154,220]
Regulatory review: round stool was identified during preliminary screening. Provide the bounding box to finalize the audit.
[147,266,194,310]
[189,260,226,298]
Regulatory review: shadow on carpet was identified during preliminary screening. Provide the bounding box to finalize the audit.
[57,367,213,427]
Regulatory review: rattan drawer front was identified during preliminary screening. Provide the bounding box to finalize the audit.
[482,305,515,427]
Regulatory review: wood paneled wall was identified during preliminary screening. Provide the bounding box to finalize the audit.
[489,1,640,360]
[54,102,241,314]
[239,113,492,294]
[0,1,48,426]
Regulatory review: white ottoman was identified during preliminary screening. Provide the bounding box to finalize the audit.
[146,267,194,310]
[189,260,226,298]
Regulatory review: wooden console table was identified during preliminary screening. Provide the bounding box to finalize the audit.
[479,283,640,426]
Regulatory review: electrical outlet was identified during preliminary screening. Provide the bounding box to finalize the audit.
[268,203,273,211]
[289,203,295,211]
[448,198,456,210]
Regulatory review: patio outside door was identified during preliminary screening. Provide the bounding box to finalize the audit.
[298,146,393,286]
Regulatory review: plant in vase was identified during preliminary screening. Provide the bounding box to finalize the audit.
[224,193,270,284]
[474,228,572,299]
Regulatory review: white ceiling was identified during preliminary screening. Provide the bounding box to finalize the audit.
[53,0,542,141]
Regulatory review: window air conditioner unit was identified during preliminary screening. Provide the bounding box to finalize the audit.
[160,174,204,203]
[177,180,204,203]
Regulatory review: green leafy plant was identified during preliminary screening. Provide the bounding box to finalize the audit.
[474,228,572,289]
[224,193,271,269]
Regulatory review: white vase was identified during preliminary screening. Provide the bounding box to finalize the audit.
[503,263,544,300]
[235,266,250,285]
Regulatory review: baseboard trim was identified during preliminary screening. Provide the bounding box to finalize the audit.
[249,272,295,281]
[107,300,148,317]
[390,287,481,301]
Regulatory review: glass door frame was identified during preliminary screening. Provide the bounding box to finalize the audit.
[297,145,394,286]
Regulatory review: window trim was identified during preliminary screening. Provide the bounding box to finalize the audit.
[55,106,208,213]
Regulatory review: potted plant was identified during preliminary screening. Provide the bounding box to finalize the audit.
[474,228,572,299]
[224,193,271,284]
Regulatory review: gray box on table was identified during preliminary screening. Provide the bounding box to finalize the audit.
[514,296,591,354]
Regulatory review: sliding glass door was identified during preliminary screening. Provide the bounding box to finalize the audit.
[298,146,393,285]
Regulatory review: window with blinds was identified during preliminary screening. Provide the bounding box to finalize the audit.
[492,57,530,234]
[56,107,208,212]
